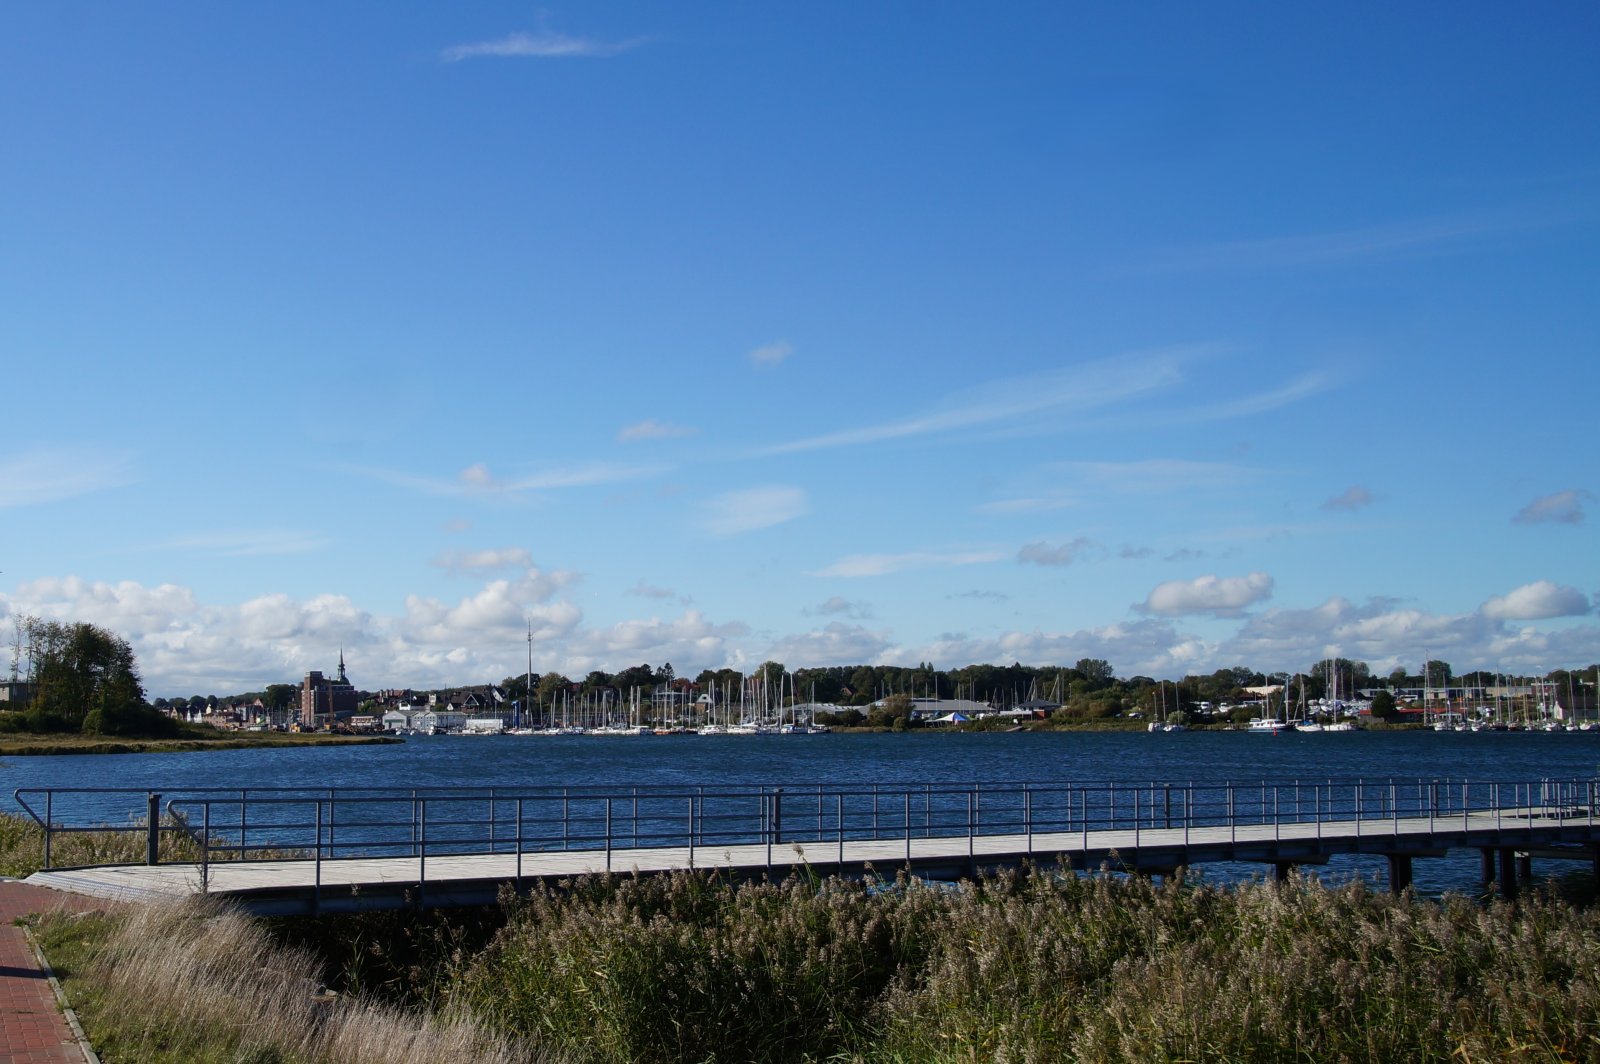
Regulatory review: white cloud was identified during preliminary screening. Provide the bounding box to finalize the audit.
[1140,572,1274,617]
[812,549,1007,578]
[1018,538,1096,567]
[748,340,793,367]
[432,548,536,573]
[1513,489,1588,525]
[442,31,645,62]
[700,486,808,535]
[1322,486,1375,512]
[808,596,873,619]
[766,623,894,668]
[1480,581,1592,621]
[905,619,1195,680]
[617,419,698,443]
[0,448,135,508]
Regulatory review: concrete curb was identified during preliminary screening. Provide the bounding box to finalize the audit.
[23,923,101,1064]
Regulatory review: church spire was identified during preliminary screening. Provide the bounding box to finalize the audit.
[337,648,348,685]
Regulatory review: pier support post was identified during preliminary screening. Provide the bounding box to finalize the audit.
[1518,851,1532,884]
[1480,849,1496,888]
[146,792,161,866]
[1386,854,1412,894]
[1498,847,1518,899]
[1273,861,1295,882]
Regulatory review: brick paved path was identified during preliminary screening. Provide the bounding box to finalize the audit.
[0,880,108,1063]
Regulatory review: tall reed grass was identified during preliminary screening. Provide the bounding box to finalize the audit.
[450,867,1600,1063]
[36,898,546,1064]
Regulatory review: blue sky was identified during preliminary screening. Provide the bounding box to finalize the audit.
[3,3,1596,696]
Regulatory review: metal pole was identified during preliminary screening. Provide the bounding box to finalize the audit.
[201,802,210,893]
[314,800,323,916]
[418,798,427,910]
[44,791,53,871]
[515,799,523,891]
[837,794,844,866]
[687,797,695,870]
[605,799,612,873]
[146,792,161,865]
[904,791,912,864]
[774,788,783,845]
[1025,787,1033,854]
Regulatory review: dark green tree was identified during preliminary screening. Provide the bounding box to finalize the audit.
[26,621,154,734]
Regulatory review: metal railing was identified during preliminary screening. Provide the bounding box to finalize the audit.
[14,777,1598,882]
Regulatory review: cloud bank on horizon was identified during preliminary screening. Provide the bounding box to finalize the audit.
[1,5,1595,694]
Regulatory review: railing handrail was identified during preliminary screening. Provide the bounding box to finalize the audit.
[16,777,1597,877]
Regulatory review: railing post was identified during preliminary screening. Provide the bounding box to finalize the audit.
[240,788,248,861]
[837,793,844,866]
[1025,787,1033,854]
[201,802,210,893]
[146,792,161,866]
[605,798,612,873]
[905,791,912,864]
[774,788,783,845]
[1228,783,1235,845]
[967,791,975,860]
[515,798,523,891]
[688,797,696,870]
[314,800,324,916]
[1164,784,1171,831]
[418,798,427,910]
[43,791,53,871]
[1391,782,1398,835]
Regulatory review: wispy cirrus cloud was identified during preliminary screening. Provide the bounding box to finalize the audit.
[627,580,682,601]
[432,548,535,573]
[984,458,1255,513]
[617,419,698,443]
[1148,203,1585,274]
[748,340,793,368]
[700,486,808,536]
[761,347,1198,457]
[812,549,1007,579]
[1018,538,1097,567]
[1513,489,1589,525]
[807,596,873,620]
[1322,485,1375,512]
[442,30,646,62]
[146,530,328,557]
[0,447,135,508]
[346,460,670,501]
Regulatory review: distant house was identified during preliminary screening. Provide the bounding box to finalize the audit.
[0,680,34,707]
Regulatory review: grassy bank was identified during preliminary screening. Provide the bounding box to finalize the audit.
[35,867,1598,1064]
[0,732,401,756]
[34,900,541,1064]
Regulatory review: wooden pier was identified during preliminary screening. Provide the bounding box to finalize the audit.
[16,780,1600,915]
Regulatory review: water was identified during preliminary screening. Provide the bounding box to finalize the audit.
[6,729,1598,895]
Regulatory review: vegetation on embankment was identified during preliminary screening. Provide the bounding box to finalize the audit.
[37,866,1600,1064]
[32,900,540,1064]
[0,730,400,756]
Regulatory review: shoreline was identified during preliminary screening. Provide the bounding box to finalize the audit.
[0,734,403,756]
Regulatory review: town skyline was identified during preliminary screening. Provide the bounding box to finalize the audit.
[2,4,1596,696]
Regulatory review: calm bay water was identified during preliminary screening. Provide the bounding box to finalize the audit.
[6,729,1599,895]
